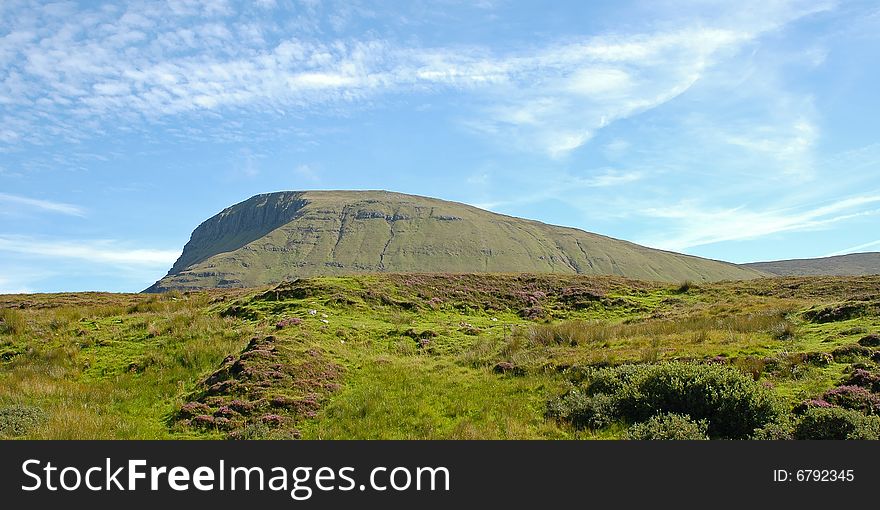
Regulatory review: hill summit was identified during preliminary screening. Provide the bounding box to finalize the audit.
[145,190,764,292]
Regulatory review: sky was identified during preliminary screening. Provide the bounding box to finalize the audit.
[1,0,879,293]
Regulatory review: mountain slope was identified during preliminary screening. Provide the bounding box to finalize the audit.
[146,190,765,292]
[743,252,880,277]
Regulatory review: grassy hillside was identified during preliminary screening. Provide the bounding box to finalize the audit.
[147,191,764,291]
[3,274,880,439]
[744,252,880,276]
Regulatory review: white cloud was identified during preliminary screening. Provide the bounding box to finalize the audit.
[293,163,320,182]
[0,0,833,157]
[580,170,642,188]
[0,235,180,267]
[639,194,880,251]
[723,119,818,178]
[0,192,85,216]
[825,239,880,257]
[465,171,490,185]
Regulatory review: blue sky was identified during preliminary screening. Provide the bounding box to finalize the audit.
[1,0,879,293]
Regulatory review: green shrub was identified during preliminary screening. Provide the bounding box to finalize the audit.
[553,362,782,438]
[625,413,709,440]
[793,407,880,440]
[0,405,47,437]
[751,417,795,440]
[584,364,646,396]
[831,344,873,363]
[614,363,782,439]
[547,389,618,430]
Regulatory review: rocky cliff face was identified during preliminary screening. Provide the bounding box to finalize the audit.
[166,192,309,276]
[145,190,766,292]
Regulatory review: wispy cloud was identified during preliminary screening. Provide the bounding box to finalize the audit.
[580,170,642,188]
[0,235,179,267]
[293,163,320,183]
[0,0,834,157]
[0,192,85,216]
[468,168,643,211]
[825,239,880,257]
[639,194,880,251]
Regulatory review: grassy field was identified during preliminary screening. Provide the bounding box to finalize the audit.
[2,274,879,439]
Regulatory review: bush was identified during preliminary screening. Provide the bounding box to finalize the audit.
[803,303,866,324]
[820,386,880,415]
[547,389,618,430]
[793,407,880,440]
[551,362,782,438]
[625,413,708,440]
[584,364,646,396]
[613,363,782,439]
[831,344,873,363]
[843,369,880,392]
[751,418,795,440]
[793,398,834,415]
[858,334,880,347]
[0,405,47,437]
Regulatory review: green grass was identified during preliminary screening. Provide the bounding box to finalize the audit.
[1,274,879,439]
[303,358,565,439]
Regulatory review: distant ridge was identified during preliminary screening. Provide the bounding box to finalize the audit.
[743,252,880,277]
[145,190,765,292]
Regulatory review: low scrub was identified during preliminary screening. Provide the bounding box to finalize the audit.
[821,386,880,415]
[0,404,47,437]
[624,412,709,440]
[803,303,866,323]
[793,407,880,440]
[547,390,617,430]
[549,362,782,439]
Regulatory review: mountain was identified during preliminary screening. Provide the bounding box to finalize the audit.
[743,252,880,277]
[145,190,765,292]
